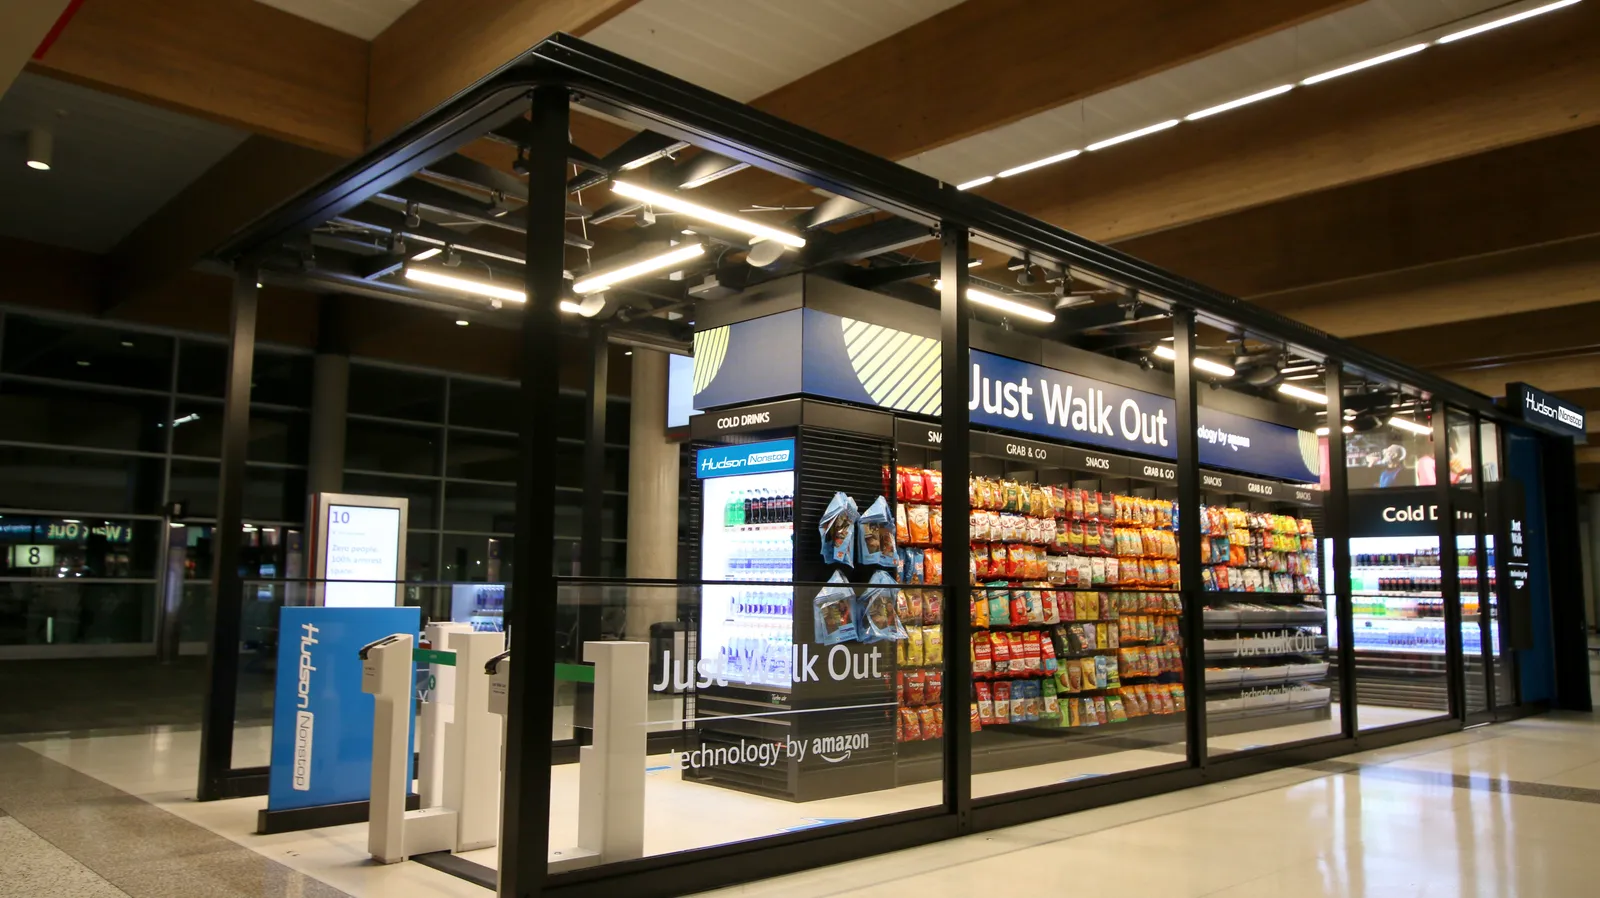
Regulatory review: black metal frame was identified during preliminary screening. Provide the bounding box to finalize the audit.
[196,30,1593,897]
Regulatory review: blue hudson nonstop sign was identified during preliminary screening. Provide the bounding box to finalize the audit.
[267,605,419,812]
[695,439,796,479]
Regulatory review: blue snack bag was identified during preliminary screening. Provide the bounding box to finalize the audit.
[858,496,898,567]
[813,571,857,645]
[857,570,908,644]
[819,492,859,567]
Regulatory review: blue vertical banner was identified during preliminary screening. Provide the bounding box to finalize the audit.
[267,605,420,811]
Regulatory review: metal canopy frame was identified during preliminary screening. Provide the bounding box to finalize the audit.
[198,31,1573,898]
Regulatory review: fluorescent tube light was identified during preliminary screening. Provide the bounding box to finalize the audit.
[1315,426,1355,436]
[1280,364,1319,374]
[1152,343,1235,377]
[1388,416,1433,435]
[1085,120,1180,152]
[411,247,442,262]
[967,258,982,268]
[1184,85,1294,121]
[1278,382,1329,405]
[933,280,1055,323]
[611,181,805,248]
[1436,0,1580,43]
[679,162,748,189]
[997,149,1081,178]
[1285,373,1319,381]
[455,319,469,326]
[1301,44,1427,85]
[572,243,705,295]
[404,267,583,313]
[956,175,995,190]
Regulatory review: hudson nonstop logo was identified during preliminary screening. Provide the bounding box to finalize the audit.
[1523,391,1584,431]
[292,622,319,791]
[698,447,791,473]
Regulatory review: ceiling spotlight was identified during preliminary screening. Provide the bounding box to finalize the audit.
[454,319,469,327]
[511,148,531,176]
[636,206,657,228]
[25,128,52,171]
[404,202,421,228]
[389,231,406,255]
[444,246,461,268]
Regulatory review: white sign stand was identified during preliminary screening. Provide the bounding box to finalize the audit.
[310,492,408,607]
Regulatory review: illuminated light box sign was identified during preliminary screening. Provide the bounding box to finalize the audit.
[1507,382,1586,442]
[312,493,408,608]
[692,308,1318,483]
[695,439,796,479]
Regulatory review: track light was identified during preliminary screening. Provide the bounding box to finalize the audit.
[1300,44,1427,85]
[998,149,1081,178]
[1388,416,1433,436]
[444,246,461,267]
[956,175,995,190]
[389,231,406,255]
[1277,382,1329,405]
[1436,0,1580,43]
[611,181,806,248]
[403,266,583,314]
[572,243,706,295]
[25,128,51,171]
[405,202,421,228]
[1152,343,1235,377]
[933,280,1055,323]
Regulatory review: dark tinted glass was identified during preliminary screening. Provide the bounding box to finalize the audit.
[346,419,441,476]
[349,364,444,422]
[342,473,436,524]
[445,431,516,481]
[0,448,163,514]
[448,379,517,430]
[443,482,515,532]
[0,379,167,452]
[2,316,173,391]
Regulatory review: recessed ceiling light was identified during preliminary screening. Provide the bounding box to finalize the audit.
[76,360,90,367]
[120,341,134,348]
[455,319,469,326]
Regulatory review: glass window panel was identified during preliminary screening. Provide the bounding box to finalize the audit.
[0,516,160,579]
[169,460,220,519]
[443,482,515,533]
[0,378,168,453]
[2,316,173,391]
[0,447,163,515]
[170,400,310,465]
[448,379,517,430]
[249,351,313,408]
[0,581,157,645]
[342,473,436,525]
[243,465,307,523]
[446,430,517,481]
[177,340,228,397]
[346,419,441,476]
[441,533,511,583]
[349,364,444,422]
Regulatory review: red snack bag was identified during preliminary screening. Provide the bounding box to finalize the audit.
[971,702,983,732]
[1007,632,1026,674]
[919,706,940,739]
[907,471,925,502]
[976,682,996,724]
[905,669,927,706]
[923,591,943,625]
[990,544,1008,579]
[1022,631,1043,673]
[1093,696,1109,725]
[1011,592,1030,627]
[925,548,943,585]
[932,706,946,739]
[900,707,922,741]
[990,631,1011,674]
[896,468,910,501]
[897,670,907,705]
[924,469,943,503]
[926,669,944,705]
[1006,545,1025,579]
[993,680,1012,722]
[1041,591,1060,625]
[973,634,992,676]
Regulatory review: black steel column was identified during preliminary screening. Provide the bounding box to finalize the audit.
[938,225,972,830]
[1433,399,1466,720]
[1325,364,1356,736]
[1542,434,1593,710]
[581,323,608,580]
[196,266,258,801]
[1172,310,1207,766]
[501,85,568,898]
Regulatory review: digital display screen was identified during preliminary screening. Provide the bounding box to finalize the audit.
[322,504,402,608]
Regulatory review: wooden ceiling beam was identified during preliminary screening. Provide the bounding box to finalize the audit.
[28,0,368,155]
[756,0,1357,161]
[1435,354,1600,399]
[982,2,1600,243]
[367,0,642,143]
[1352,304,1600,372]
[1116,126,1600,300]
[1261,235,1600,338]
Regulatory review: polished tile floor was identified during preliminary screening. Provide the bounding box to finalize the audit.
[1,653,1595,898]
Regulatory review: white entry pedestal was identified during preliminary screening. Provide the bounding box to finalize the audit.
[487,640,648,881]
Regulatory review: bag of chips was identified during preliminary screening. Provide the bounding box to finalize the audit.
[819,492,859,566]
[857,570,906,644]
[929,506,943,545]
[976,682,996,725]
[895,502,910,547]
[813,571,856,645]
[924,627,943,666]
[973,633,993,676]
[993,681,1012,723]
[900,707,922,742]
[922,591,942,625]
[990,631,1011,675]
[926,669,944,706]
[971,702,983,732]
[971,593,990,628]
[899,547,925,584]
[923,469,942,503]
[905,503,931,547]
[903,625,924,666]
[1041,591,1060,625]
[924,548,943,585]
[905,668,927,706]
[919,706,940,740]
[1107,695,1128,723]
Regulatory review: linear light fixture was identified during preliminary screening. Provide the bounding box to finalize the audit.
[403,267,583,313]
[1277,382,1329,405]
[1388,415,1434,435]
[1185,84,1294,121]
[933,280,1055,323]
[572,243,705,295]
[998,149,1081,178]
[1315,426,1355,436]
[1436,0,1580,43]
[411,247,442,262]
[1086,120,1180,152]
[1280,363,1320,374]
[956,175,995,190]
[1152,343,1236,377]
[1301,44,1427,85]
[611,181,805,248]
[967,258,982,268]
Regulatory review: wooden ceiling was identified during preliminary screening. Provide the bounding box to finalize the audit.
[9,0,1598,485]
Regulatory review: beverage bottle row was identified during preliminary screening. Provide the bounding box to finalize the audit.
[723,489,794,527]
[717,620,792,687]
[731,587,794,617]
[1354,548,1440,568]
[723,533,793,582]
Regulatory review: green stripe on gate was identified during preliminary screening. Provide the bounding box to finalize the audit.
[413,648,456,666]
[554,663,595,683]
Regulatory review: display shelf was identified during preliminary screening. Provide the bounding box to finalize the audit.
[1205,662,1328,690]
[1203,608,1327,628]
[1204,634,1327,658]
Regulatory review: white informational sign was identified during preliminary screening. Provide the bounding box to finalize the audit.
[9,544,55,568]
[314,494,407,608]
